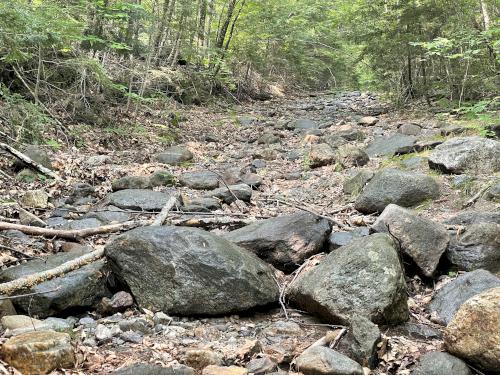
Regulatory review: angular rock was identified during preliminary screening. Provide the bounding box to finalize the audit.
[107,189,177,211]
[358,116,379,126]
[328,227,370,250]
[365,134,417,157]
[149,170,176,187]
[338,315,381,368]
[324,134,348,150]
[485,182,500,202]
[309,143,336,168]
[112,363,195,375]
[112,176,151,191]
[179,171,219,190]
[336,128,365,141]
[354,169,440,214]
[224,212,331,272]
[372,204,449,276]
[202,366,248,375]
[185,349,222,370]
[295,346,364,375]
[343,170,374,196]
[386,323,442,340]
[21,190,49,208]
[444,211,500,226]
[413,352,472,375]
[99,291,134,315]
[428,137,500,174]
[13,145,52,170]
[398,123,421,136]
[336,146,369,168]
[0,251,110,318]
[205,184,252,203]
[428,269,500,325]
[246,356,277,374]
[1,331,74,374]
[444,287,500,373]
[154,146,193,165]
[288,234,408,325]
[105,226,279,315]
[446,223,500,273]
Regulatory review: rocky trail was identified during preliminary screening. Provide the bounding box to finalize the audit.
[0,91,499,375]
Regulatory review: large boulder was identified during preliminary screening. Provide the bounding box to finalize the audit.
[354,169,440,214]
[446,223,500,273]
[428,269,500,325]
[107,189,177,211]
[444,287,500,373]
[413,352,472,375]
[428,137,500,174]
[295,346,364,375]
[0,251,110,318]
[153,146,193,165]
[288,234,408,325]
[224,212,331,272]
[365,134,417,157]
[105,226,279,315]
[1,331,75,374]
[372,204,449,277]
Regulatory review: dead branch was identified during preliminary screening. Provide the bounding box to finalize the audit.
[0,220,148,240]
[0,286,61,300]
[0,244,43,261]
[206,167,245,213]
[462,182,494,209]
[151,194,180,226]
[0,247,104,295]
[0,142,62,181]
[170,216,256,227]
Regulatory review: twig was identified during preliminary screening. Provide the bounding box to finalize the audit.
[151,194,179,226]
[0,248,104,295]
[0,142,62,181]
[462,182,494,209]
[329,327,347,349]
[0,244,43,261]
[273,275,289,320]
[0,286,61,300]
[0,168,12,180]
[0,220,149,240]
[206,167,245,213]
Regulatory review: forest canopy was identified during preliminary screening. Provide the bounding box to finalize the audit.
[0,0,498,142]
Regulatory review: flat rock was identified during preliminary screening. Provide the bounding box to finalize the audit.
[413,352,472,375]
[105,226,279,315]
[295,346,364,375]
[112,363,195,375]
[202,366,248,375]
[205,184,252,203]
[428,269,500,325]
[288,234,408,325]
[365,134,416,157]
[372,204,449,276]
[446,223,500,273]
[358,116,379,126]
[444,287,500,373]
[0,251,110,318]
[154,146,193,165]
[309,143,336,168]
[112,176,151,191]
[290,118,320,130]
[1,331,74,375]
[107,189,176,211]
[179,171,219,190]
[224,212,331,272]
[354,169,440,214]
[328,227,370,250]
[428,137,500,174]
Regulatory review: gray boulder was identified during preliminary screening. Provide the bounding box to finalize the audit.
[179,171,219,190]
[343,170,374,196]
[446,223,500,273]
[428,137,500,174]
[112,176,151,191]
[107,189,177,211]
[149,170,175,187]
[0,251,110,318]
[295,346,364,375]
[337,314,381,368]
[364,134,417,157]
[288,234,408,325]
[336,146,369,168]
[354,169,440,214]
[112,363,195,375]
[224,212,331,272]
[398,123,421,136]
[372,204,449,277]
[444,211,500,226]
[105,226,279,315]
[13,145,52,170]
[428,269,500,325]
[329,227,370,250]
[413,352,472,375]
[485,182,500,202]
[154,146,193,165]
[205,184,252,203]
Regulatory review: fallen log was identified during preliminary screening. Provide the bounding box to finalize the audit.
[0,247,104,295]
[0,220,149,240]
[170,216,256,227]
[0,142,62,181]
[151,194,179,226]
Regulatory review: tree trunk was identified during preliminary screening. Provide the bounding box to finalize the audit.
[216,0,237,49]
